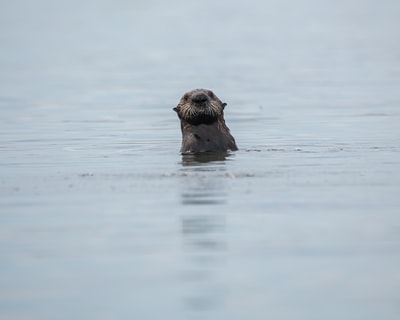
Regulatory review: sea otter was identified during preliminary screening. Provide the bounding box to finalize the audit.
[173,89,238,154]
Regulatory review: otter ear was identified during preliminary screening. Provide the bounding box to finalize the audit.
[222,102,227,109]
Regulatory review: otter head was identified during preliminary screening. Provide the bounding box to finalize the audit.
[173,88,226,125]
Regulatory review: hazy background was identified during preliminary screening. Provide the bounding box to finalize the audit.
[1,0,400,319]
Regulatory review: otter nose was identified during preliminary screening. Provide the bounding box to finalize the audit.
[192,92,208,103]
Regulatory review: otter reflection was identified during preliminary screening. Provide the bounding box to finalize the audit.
[180,174,227,206]
[181,152,229,165]
[178,154,228,312]
[181,213,226,311]
[179,153,231,206]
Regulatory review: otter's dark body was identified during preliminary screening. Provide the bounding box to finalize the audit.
[180,121,237,154]
[174,89,238,154]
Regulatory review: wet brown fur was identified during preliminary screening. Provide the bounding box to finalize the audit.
[173,89,238,154]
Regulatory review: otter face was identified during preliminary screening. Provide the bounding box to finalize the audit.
[173,89,227,125]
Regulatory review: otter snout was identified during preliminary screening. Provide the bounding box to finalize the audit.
[191,92,209,104]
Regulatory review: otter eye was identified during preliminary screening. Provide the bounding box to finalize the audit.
[183,93,190,101]
[208,90,214,98]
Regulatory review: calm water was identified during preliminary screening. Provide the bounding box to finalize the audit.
[1,0,400,319]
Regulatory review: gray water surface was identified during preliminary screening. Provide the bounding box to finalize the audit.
[1,0,400,319]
